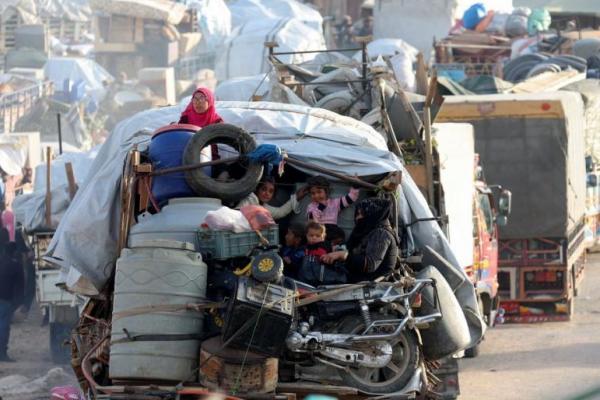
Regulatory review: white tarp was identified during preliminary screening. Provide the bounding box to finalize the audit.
[0,136,27,176]
[184,0,231,52]
[228,0,322,31]
[215,73,270,101]
[13,148,98,232]
[434,123,475,270]
[46,100,483,346]
[44,57,113,103]
[215,18,326,81]
[374,0,513,58]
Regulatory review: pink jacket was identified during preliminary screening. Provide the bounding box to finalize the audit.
[307,188,359,225]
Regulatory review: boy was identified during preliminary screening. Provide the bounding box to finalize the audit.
[281,223,305,278]
[298,222,347,286]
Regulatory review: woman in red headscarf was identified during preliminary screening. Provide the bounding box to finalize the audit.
[179,87,222,160]
[179,87,222,126]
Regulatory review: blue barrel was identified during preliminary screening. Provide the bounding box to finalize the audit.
[149,125,198,204]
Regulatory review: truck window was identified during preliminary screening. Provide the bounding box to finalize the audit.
[478,193,494,236]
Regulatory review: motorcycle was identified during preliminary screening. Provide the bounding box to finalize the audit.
[221,247,444,395]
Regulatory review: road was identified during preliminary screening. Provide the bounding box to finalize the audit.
[459,252,600,400]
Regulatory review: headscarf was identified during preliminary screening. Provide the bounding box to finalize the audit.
[180,87,222,128]
[347,198,392,251]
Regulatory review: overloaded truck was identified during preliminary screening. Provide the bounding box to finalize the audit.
[438,91,587,322]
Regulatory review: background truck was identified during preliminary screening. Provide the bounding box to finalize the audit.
[437,91,587,322]
[32,231,80,363]
[409,123,509,355]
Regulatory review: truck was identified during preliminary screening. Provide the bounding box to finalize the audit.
[31,230,81,363]
[407,122,510,355]
[437,91,587,322]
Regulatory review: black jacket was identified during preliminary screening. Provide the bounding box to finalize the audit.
[347,225,398,282]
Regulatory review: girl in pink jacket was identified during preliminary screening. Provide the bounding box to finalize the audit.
[306,176,359,226]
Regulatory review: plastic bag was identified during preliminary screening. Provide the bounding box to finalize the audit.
[506,14,528,37]
[528,8,551,35]
[51,386,85,400]
[203,206,252,232]
[240,205,275,231]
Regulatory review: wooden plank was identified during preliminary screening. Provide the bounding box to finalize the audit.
[65,162,77,200]
[45,147,52,228]
[437,99,566,121]
[94,42,137,53]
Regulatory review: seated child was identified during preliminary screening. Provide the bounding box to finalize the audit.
[281,223,305,278]
[237,176,306,220]
[306,176,359,228]
[298,222,347,286]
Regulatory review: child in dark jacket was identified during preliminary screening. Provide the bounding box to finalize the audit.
[281,223,305,279]
[298,222,347,286]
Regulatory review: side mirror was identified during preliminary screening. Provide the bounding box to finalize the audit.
[586,156,594,173]
[498,190,512,217]
[587,174,598,188]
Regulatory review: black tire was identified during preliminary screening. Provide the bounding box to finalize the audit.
[49,322,72,364]
[336,315,420,394]
[183,123,263,203]
[464,343,480,358]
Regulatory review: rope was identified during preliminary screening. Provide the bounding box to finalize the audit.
[231,282,272,394]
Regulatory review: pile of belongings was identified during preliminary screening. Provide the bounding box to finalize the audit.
[459,3,550,38]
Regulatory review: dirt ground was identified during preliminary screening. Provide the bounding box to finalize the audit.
[459,253,600,400]
[0,304,78,392]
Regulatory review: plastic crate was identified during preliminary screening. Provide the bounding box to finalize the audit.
[196,226,279,260]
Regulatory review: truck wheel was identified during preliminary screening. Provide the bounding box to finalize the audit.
[49,322,72,364]
[464,343,480,358]
[571,267,579,297]
[183,123,263,203]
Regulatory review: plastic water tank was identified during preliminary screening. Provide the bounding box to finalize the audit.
[149,125,199,205]
[110,239,208,382]
[128,197,222,250]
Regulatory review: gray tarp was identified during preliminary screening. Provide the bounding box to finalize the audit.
[441,92,587,239]
[46,101,483,347]
[562,79,600,163]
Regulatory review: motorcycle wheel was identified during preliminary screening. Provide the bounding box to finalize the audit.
[336,315,420,394]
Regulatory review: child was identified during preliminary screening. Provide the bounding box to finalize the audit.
[281,223,305,278]
[306,176,359,227]
[326,225,346,248]
[237,176,306,220]
[298,222,347,286]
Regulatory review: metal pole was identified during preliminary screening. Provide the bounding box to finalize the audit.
[423,106,434,206]
[56,113,63,155]
[361,40,368,92]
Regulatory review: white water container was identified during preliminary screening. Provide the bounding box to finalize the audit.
[110,239,207,382]
[128,197,222,250]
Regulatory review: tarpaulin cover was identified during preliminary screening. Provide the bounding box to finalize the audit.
[562,79,600,163]
[13,148,97,232]
[215,18,325,81]
[228,0,322,31]
[89,0,186,24]
[46,101,483,347]
[184,0,231,52]
[441,91,587,239]
[215,73,270,101]
[44,57,113,103]
[0,136,27,176]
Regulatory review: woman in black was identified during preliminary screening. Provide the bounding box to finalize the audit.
[321,198,399,282]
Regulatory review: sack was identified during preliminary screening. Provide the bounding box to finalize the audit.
[240,205,276,231]
[298,256,348,286]
[203,206,252,232]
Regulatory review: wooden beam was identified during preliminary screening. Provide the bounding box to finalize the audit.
[45,147,52,228]
[65,162,77,200]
